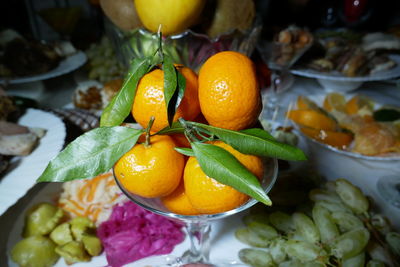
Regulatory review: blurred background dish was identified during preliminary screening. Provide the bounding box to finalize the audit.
[0,51,87,85]
[291,54,400,92]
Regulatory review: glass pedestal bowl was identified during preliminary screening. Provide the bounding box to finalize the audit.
[113,157,278,266]
[105,17,262,72]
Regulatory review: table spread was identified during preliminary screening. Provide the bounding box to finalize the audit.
[1,72,400,266]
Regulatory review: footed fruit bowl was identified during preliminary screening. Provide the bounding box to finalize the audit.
[113,157,278,266]
[105,18,262,72]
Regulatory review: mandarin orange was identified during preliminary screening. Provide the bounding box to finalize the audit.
[198,51,261,130]
[184,141,264,214]
[132,65,200,132]
[114,135,184,198]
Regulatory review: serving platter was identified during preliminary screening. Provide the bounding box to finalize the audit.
[6,181,251,267]
[0,51,87,85]
[0,108,66,215]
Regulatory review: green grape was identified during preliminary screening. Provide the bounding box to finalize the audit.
[285,240,326,262]
[279,259,302,267]
[331,211,364,232]
[292,212,320,243]
[312,204,339,245]
[269,211,294,234]
[303,262,326,267]
[243,213,269,226]
[367,241,394,266]
[314,200,352,214]
[342,252,365,267]
[238,248,275,267]
[331,228,370,260]
[247,221,279,240]
[371,214,391,235]
[235,228,270,248]
[269,238,287,264]
[366,260,386,267]
[324,181,336,192]
[335,179,369,214]
[309,189,342,204]
[385,232,400,256]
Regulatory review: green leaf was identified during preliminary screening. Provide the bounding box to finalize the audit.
[37,127,143,182]
[188,122,307,161]
[163,56,186,126]
[100,57,154,127]
[155,121,184,135]
[175,147,195,157]
[191,142,272,206]
[163,55,177,112]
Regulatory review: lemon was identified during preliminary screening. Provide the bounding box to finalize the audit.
[134,0,205,36]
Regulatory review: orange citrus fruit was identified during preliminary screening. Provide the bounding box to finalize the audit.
[184,141,264,214]
[345,95,374,115]
[296,96,319,110]
[323,92,346,112]
[300,127,353,149]
[114,135,184,198]
[171,133,191,148]
[132,65,200,132]
[198,51,261,131]
[161,181,199,215]
[286,109,337,131]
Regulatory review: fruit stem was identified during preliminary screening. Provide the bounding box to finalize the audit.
[179,118,200,143]
[144,116,155,147]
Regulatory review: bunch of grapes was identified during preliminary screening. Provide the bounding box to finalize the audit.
[235,179,400,267]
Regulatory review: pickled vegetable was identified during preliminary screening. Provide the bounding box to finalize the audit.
[23,203,64,237]
[55,241,91,264]
[11,236,59,267]
[82,234,102,256]
[50,223,73,246]
[70,217,95,241]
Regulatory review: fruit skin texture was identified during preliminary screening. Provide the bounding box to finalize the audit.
[198,51,261,131]
[184,141,264,214]
[114,135,184,198]
[161,181,199,215]
[132,66,200,132]
[134,0,205,36]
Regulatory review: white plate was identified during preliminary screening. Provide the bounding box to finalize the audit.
[0,109,66,215]
[0,51,87,84]
[291,54,400,92]
[6,182,250,267]
[291,54,400,82]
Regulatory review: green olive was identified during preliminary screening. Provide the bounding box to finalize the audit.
[23,203,64,237]
[11,236,59,267]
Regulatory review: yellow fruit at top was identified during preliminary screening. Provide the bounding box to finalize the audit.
[132,65,200,132]
[198,51,261,131]
[134,0,205,36]
[184,141,264,214]
[114,135,184,198]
